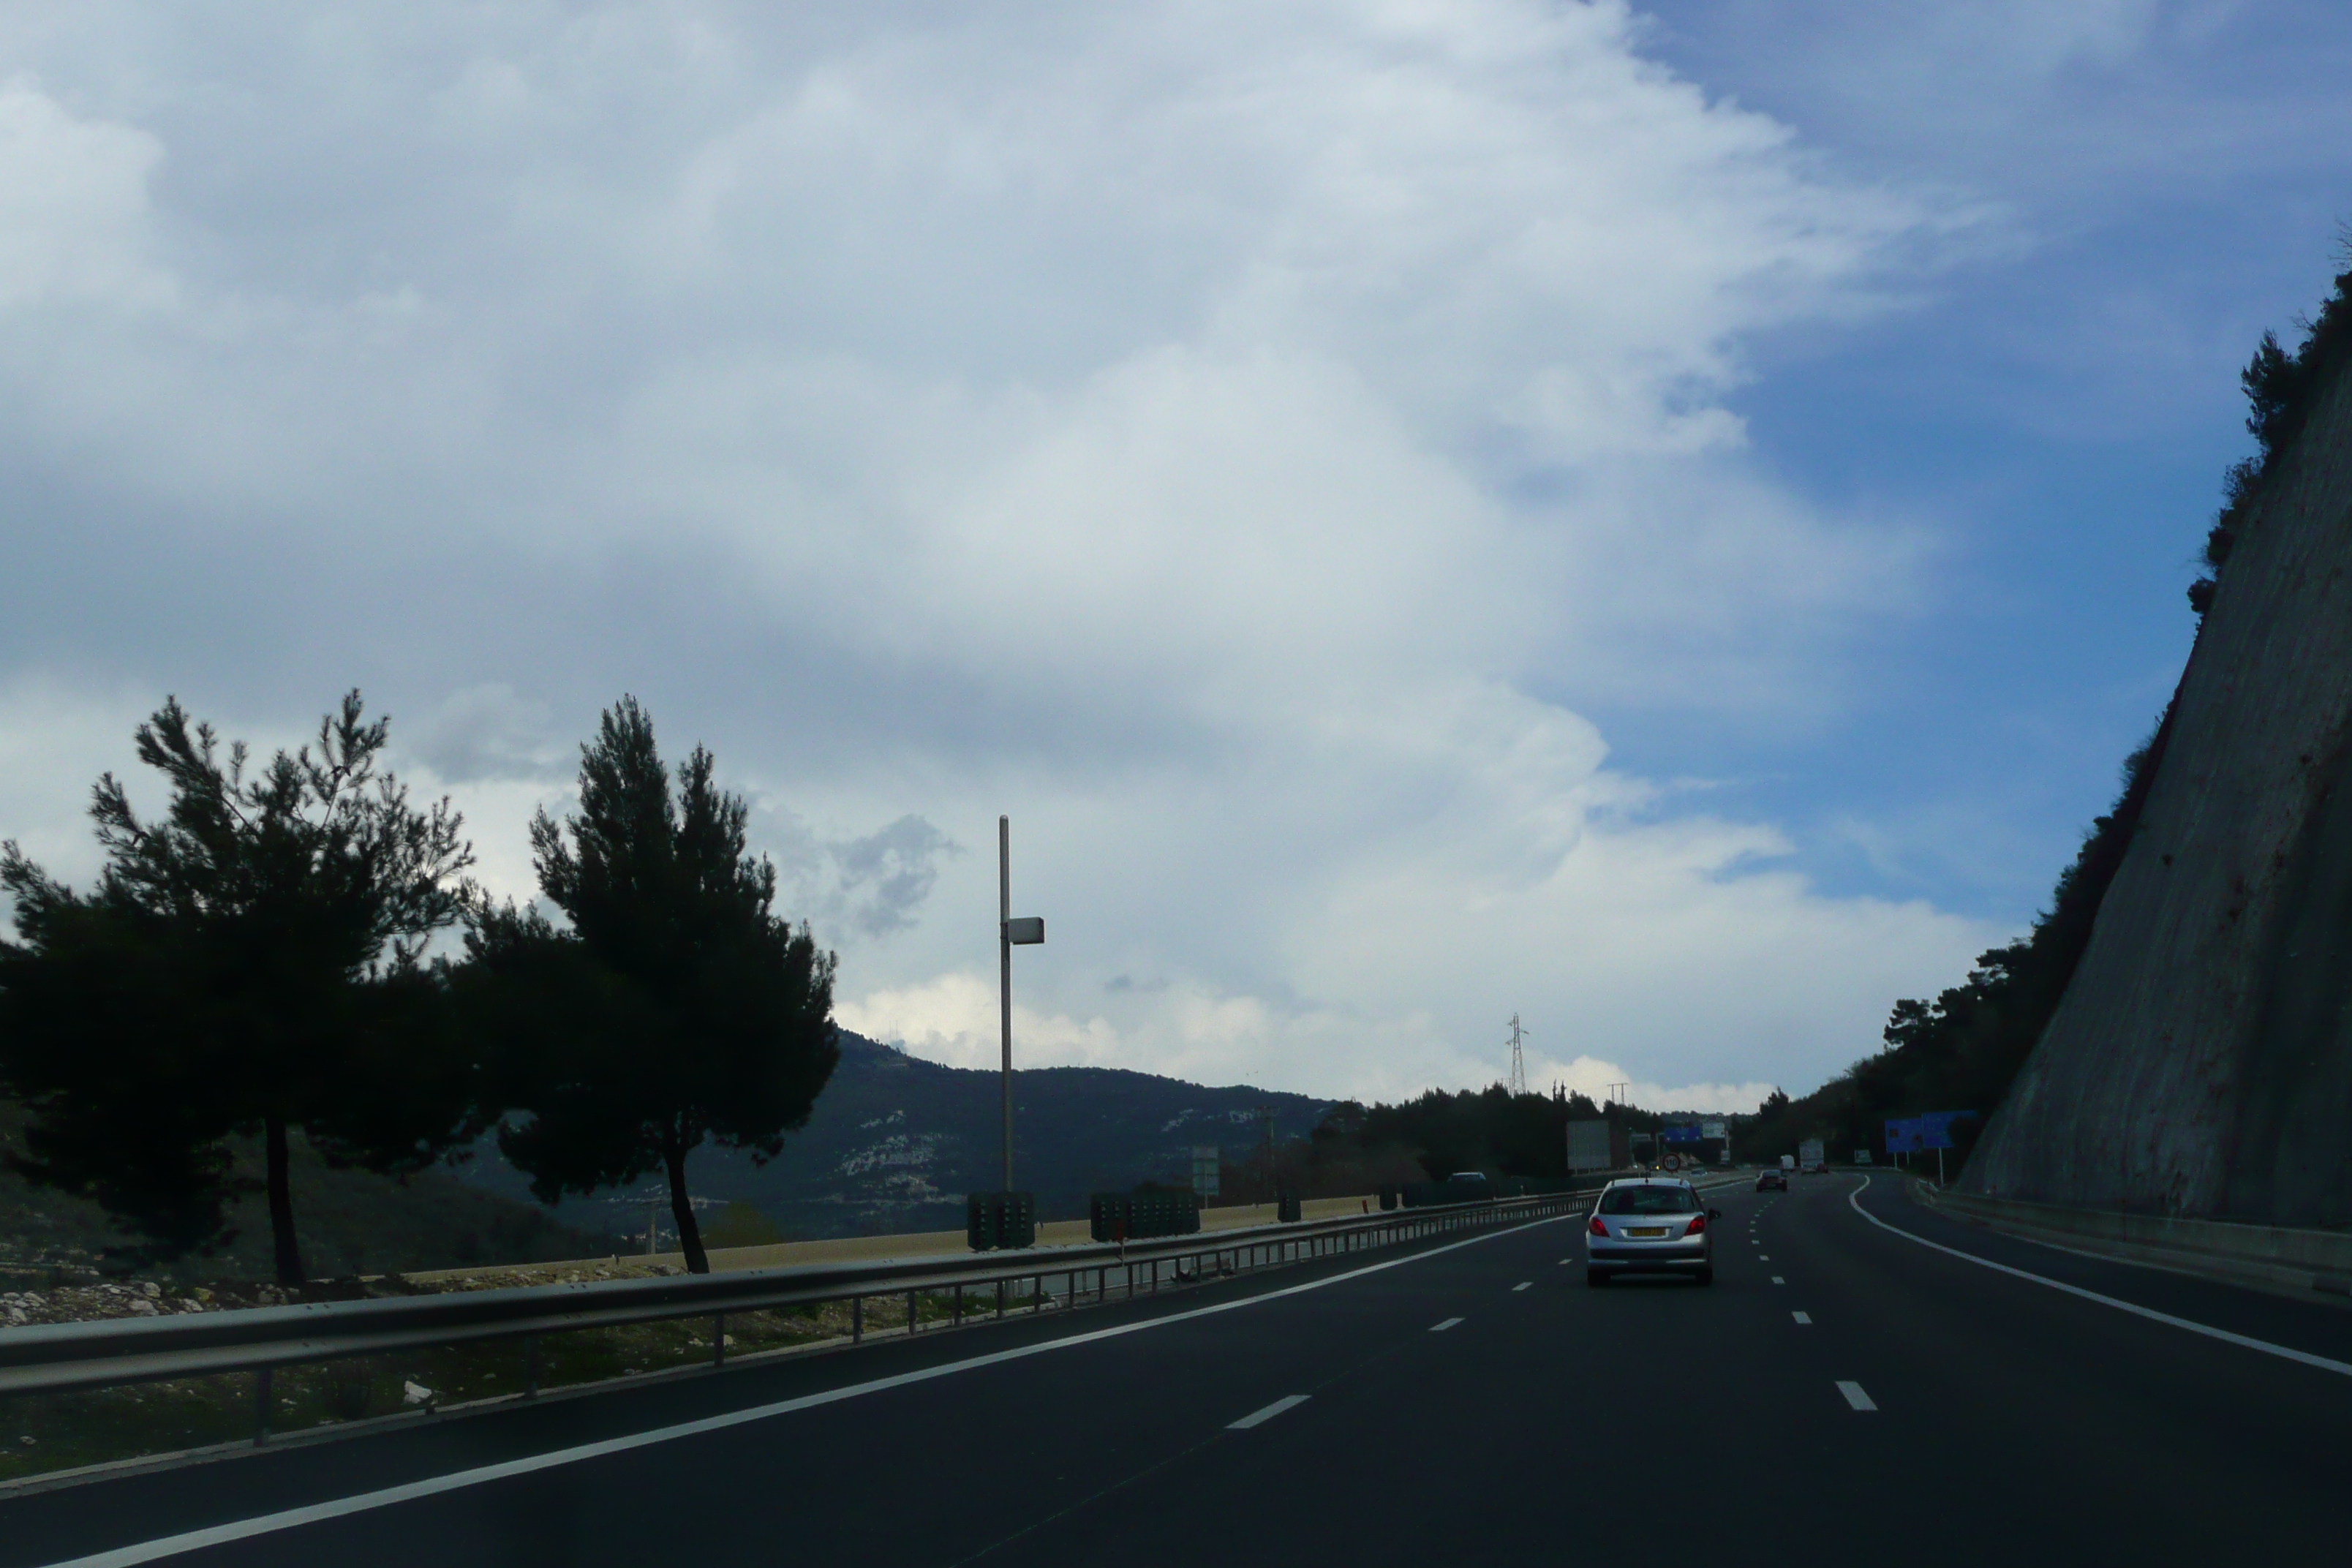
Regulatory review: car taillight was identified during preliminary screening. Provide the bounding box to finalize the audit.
[1588,1215,1607,1236]
[1686,1215,1706,1235]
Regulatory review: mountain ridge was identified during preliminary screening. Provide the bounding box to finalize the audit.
[451,1032,1338,1242]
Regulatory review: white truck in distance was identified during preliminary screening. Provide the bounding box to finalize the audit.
[1798,1139,1826,1172]
[1779,1155,1796,1172]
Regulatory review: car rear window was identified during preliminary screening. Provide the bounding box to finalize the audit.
[1598,1186,1698,1215]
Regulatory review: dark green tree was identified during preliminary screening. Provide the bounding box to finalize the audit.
[0,694,481,1284]
[469,697,837,1274]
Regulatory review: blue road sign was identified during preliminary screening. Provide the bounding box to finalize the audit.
[1887,1111,1977,1152]
[1912,1110,1978,1150]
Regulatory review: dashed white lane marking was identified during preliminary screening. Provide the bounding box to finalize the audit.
[1431,1316,1466,1333]
[1512,1281,1532,1292]
[1229,1395,1311,1430]
[1845,1177,2352,1380]
[1759,1255,1770,1261]
[1771,1276,1785,1285]
[1792,1311,1812,1324]
[1837,1381,1877,1411]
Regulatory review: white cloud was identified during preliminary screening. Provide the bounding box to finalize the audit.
[837,970,1122,1071]
[0,1,2003,1108]
[0,77,171,314]
[0,679,155,886]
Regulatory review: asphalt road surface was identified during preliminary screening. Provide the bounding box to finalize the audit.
[7,1175,2349,1567]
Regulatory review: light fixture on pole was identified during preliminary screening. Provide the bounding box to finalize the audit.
[999,815,1044,1191]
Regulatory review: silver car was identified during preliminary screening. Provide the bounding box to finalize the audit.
[1583,1177,1718,1286]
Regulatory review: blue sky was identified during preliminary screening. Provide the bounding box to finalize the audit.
[1616,1,2352,919]
[1,2,2346,1108]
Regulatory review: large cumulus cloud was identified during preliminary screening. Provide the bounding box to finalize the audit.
[0,1,1998,1109]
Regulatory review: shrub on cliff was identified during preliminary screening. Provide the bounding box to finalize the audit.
[2191,259,2352,615]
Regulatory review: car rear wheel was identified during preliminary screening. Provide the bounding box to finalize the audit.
[1586,1267,1609,1287]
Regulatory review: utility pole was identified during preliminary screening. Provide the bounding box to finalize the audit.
[1506,1014,1529,1098]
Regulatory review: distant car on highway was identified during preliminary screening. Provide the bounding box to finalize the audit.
[1754,1169,1787,1191]
[1583,1178,1719,1287]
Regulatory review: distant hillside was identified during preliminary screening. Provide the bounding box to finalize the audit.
[451,1033,1335,1242]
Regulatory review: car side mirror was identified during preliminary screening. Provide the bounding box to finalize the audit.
[1708,1208,1722,1219]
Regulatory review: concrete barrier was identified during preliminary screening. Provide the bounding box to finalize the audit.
[1917,1183,2352,1298]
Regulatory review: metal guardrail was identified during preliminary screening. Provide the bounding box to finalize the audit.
[0,1190,1599,1406]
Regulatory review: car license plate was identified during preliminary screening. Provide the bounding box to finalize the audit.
[1624,1226,1667,1237]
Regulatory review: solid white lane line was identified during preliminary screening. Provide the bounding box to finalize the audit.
[1512,1282,1532,1292]
[1227,1395,1310,1431]
[1431,1317,1465,1332]
[1771,1276,1785,1285]
[1845,1178,2352,1380]
[1837,1381,1877,1411]
[1792,1311,1812,1324]
[38,1218,1561,1568]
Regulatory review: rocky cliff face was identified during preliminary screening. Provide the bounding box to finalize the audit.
[1967,336,2352,1226]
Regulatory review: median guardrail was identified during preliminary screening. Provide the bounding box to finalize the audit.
[0,1190,1599,1411]
[0,1166,1758,1458]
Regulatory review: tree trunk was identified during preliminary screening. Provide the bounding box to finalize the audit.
[664,1137,709,1275]
[264,1115,306,1289]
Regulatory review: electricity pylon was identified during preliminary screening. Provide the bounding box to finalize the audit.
[1506,1014,1529,1098]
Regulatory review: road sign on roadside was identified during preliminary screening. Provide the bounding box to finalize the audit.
[1888,1110,1977,1152]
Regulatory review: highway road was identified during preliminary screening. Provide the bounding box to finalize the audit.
[5,1175,2348,1566]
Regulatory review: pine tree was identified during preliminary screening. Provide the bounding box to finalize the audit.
[469,698,837,1273]
[0,693,480,1284]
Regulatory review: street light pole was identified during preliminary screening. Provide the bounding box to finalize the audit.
[999,815,1014,1194]
[992,816,1047,1200]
